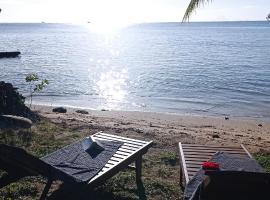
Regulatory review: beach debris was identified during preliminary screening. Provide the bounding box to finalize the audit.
[0,51,21,59]
[0,115,32,129]
[76,109,89,114]
[225,116,229,120]
[52,107,67,113]
[258,124,263,127]
[212,134,220,139]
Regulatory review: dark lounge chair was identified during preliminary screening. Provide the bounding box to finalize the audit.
[198,170,270,200]
[178,143,270,200]
[0,132,153,200]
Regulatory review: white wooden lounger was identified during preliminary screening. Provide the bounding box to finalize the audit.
[0,132,153,200]
[88,132,153,187]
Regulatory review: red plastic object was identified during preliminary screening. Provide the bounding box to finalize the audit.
[202,161,220,170]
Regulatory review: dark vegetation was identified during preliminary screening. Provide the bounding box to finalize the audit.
[0,81,39,121]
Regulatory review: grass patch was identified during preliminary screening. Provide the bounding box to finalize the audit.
[0,178,38,200]
[144,152,178,167]
[159,152,178,166]
[255,153,270,172]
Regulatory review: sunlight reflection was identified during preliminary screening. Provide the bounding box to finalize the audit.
[97,69,128,106]
[83,21,126,35]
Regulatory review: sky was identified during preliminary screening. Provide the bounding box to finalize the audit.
[0,0,269,24]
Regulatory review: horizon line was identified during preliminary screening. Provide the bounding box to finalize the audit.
[0,20,268,24]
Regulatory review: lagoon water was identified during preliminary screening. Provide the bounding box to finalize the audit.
[0,22,270,119]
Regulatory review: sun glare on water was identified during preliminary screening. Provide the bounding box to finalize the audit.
[82,20,129,35]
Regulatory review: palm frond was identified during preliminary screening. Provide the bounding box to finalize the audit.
[182,0,210,22]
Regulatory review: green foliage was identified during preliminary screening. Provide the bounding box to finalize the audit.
[25,73,39,82]
[25,73,49,107]
[34,79,49,92]
[183,0,210,22]
[255,154,270,172]
[0,178,38,200]
[159,152,178,166]
[0,81,26,115]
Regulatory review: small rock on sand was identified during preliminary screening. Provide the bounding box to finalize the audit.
[76,110,89,114]
[258,124,263,127]
[212,134,220,139]
[52,107,67,113]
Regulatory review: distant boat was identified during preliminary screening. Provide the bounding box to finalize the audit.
[0,51,21,58]
[267,13,270,21]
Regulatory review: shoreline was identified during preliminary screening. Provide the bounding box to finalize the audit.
[32,104,270,153]
[31,102,270,123]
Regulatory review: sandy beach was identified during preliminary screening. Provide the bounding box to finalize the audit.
[33,105,270,154]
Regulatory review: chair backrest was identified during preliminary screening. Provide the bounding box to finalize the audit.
[201,171,270,200]
[0,144,52,177]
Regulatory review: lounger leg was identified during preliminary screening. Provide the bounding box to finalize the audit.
[135,155,142,183]
[179,164,183,187]
[40,179,53,200]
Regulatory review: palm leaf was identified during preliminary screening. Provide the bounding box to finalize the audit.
[182,0,211,22]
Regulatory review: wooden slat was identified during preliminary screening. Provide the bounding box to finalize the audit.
[182,144,242,149]
[97,132,147,145]
[107,160,119,165]
[183,151,247,156]
[121,144,139,150]
[183,155,212,159]
[183,151,247,155]
[104,164,114,168]
[241,144,253,158]
[185,163,204,168]
[121,145,138,151]
[182,146,244,151]
[110,157,124,162]
[188,172,197,177]
[115,150,130,156]
[182,148,245,153]
[112,154,128,159]
[118,148,136,153]
[94,135,144,148]
[98,132,147,144]
[185,157,210,162]
[187,168,200,173]
[186,160,205,164]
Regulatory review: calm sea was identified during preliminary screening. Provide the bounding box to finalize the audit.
[1,22,270,119]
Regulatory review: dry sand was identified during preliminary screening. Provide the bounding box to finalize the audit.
[32,104,270,154]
